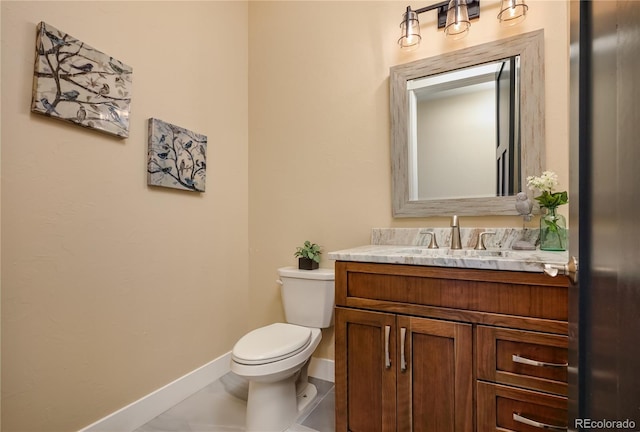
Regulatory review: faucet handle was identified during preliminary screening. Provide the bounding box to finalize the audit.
[419,229,439,249]
[475,231,496,250]
[426,232,439,249]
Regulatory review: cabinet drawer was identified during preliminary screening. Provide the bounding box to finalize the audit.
[477,382,568,432]
[477,326,568,395]
[336,262,568,321]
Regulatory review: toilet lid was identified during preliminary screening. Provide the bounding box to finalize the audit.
[232,323,312,365]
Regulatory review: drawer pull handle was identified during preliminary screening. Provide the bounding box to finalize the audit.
[512,354,568,368]
[385,325,391,369]
[513,413,567,431]
[400,327,407,372]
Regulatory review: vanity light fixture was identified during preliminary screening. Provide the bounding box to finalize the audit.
[398,0,480,49]
[497,0,528,26]
[398,0,528,49]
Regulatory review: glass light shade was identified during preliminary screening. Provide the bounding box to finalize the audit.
[444,0,470,40]
[398,10,421,49]
[498,0,528,26]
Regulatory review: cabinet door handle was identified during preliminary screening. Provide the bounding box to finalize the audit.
[384,325,391,369]
[400,327,407,372]
[513,413,567,431]
[512,354,568,368]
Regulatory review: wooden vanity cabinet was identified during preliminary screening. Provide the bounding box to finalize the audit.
[334,261,569,432]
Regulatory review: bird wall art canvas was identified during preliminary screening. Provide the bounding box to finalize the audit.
[147,118,207,192]
[31,21,132,138]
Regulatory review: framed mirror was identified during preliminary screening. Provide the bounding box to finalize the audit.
[391,30,544,217]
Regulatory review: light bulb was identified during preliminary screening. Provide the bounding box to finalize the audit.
[444,0,470,40]
[498,0,528,26]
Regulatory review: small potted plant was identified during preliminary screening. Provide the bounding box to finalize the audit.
[294,240,322,270]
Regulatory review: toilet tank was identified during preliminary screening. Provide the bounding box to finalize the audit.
[278,267,335,328]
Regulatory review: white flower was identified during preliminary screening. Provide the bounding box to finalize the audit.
[527,171,559,193]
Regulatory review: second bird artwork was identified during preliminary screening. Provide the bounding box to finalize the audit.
[147,118,208,193]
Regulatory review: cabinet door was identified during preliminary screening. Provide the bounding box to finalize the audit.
[397,316,473,432]
[335,307,397,432]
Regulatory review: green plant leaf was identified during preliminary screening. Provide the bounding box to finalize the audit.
[544,220,559,233]
[535,190,568,209]
[294,240,322,260]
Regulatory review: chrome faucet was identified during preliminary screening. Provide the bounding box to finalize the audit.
[451,215,462,249]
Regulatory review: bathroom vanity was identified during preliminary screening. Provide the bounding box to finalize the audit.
[329,230,570,432]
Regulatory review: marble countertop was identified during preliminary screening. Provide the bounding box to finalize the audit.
[327,245,568,273]
[328,227,569,273]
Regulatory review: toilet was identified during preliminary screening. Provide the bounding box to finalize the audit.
[231,266,335,432]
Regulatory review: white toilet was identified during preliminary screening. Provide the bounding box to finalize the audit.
[231,266,335,432]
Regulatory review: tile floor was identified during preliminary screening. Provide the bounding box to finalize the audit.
[136,373,335,432]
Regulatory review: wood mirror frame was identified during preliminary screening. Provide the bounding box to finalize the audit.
[390,30,545,217]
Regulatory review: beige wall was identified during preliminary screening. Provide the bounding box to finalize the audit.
[248,0,569,360]
[1,2,248,431]
[1,1,568,431]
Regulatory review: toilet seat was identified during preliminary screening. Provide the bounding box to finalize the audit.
[232,323,312,365]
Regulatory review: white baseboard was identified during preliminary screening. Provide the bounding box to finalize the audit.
[308,356,335,383]
[79,352,232,432]
[78,353,334,432]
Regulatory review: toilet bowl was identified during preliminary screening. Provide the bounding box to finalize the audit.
[232,324,322,431]
[230,267,334,432]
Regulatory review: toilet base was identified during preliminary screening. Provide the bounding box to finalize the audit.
[296,382,317,413]
[232,327,322,431]
[244,361,319,432]
[246,373,298,432]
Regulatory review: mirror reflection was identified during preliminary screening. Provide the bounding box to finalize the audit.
[409,57,520,200]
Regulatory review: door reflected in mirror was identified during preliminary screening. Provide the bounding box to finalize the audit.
[409,57,520,200]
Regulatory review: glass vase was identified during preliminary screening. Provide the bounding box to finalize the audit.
[539,207,567,251]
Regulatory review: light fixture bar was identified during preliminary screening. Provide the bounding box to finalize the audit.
[412,0,449,15]
[399,0,482,49]
[410,0,480,29]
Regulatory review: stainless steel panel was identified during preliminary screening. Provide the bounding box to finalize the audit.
[570,0,640,428]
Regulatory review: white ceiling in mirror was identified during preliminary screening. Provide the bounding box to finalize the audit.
[408,61,504,94]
